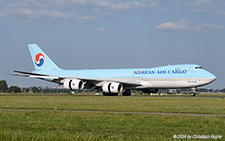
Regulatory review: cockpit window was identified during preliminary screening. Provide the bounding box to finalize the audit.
[195,67,203,69]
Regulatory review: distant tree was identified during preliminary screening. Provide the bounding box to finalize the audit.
[208,89,214,92]
[25,88,29,93]
[9,86,21,93]
[196,88,208,92]
[221,88,225,93]
[0,80,8,93]
[30,87,39,93]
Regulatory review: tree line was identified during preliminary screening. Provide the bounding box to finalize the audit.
[0,80,21,93]
[0,80,39,93]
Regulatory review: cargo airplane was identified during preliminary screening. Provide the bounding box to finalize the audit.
[10,44,216,97]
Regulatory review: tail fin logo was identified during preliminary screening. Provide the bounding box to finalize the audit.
[35,53,45,67]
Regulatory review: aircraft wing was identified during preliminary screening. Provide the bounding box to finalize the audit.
[9,70,142,88]
[59,76,142,88]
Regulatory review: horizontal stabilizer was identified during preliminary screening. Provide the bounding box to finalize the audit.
[13,70,48,76]
[8,73,30,77]
[9,70,58,82]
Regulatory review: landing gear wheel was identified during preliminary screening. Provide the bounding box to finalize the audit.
[190,92,196,97]
[103,93,118,96]
[111,93,118,96]
[122,90,131,96]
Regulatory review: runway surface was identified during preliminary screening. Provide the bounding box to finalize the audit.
[0,108,224,117]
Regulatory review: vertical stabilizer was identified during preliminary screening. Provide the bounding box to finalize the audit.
[28,44,61,71]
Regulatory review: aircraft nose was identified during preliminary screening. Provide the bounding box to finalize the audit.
[208,72,216,82]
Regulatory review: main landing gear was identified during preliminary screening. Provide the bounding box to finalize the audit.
[122,89,131,96]
[102,89,131,96]
[103,93,118,96]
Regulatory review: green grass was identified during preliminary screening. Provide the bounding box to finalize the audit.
[0,110,224,140]
[0,94,224,140]
[0,95,224,114]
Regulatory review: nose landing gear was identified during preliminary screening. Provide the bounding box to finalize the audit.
[190,88,197,97]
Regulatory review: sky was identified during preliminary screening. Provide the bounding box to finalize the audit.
[0,0,225,89]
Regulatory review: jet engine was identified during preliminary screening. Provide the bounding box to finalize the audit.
[63,79,84,90]
[102,82,123,93]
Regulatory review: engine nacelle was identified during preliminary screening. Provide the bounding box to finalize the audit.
[142,89,159,93]
[63,79,84,90]
[102,82,123,93]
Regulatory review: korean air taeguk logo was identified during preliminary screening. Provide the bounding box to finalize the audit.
[35,53,45,67]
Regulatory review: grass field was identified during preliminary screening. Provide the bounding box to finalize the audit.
[0,94,224,114]
[0,94,224,140]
